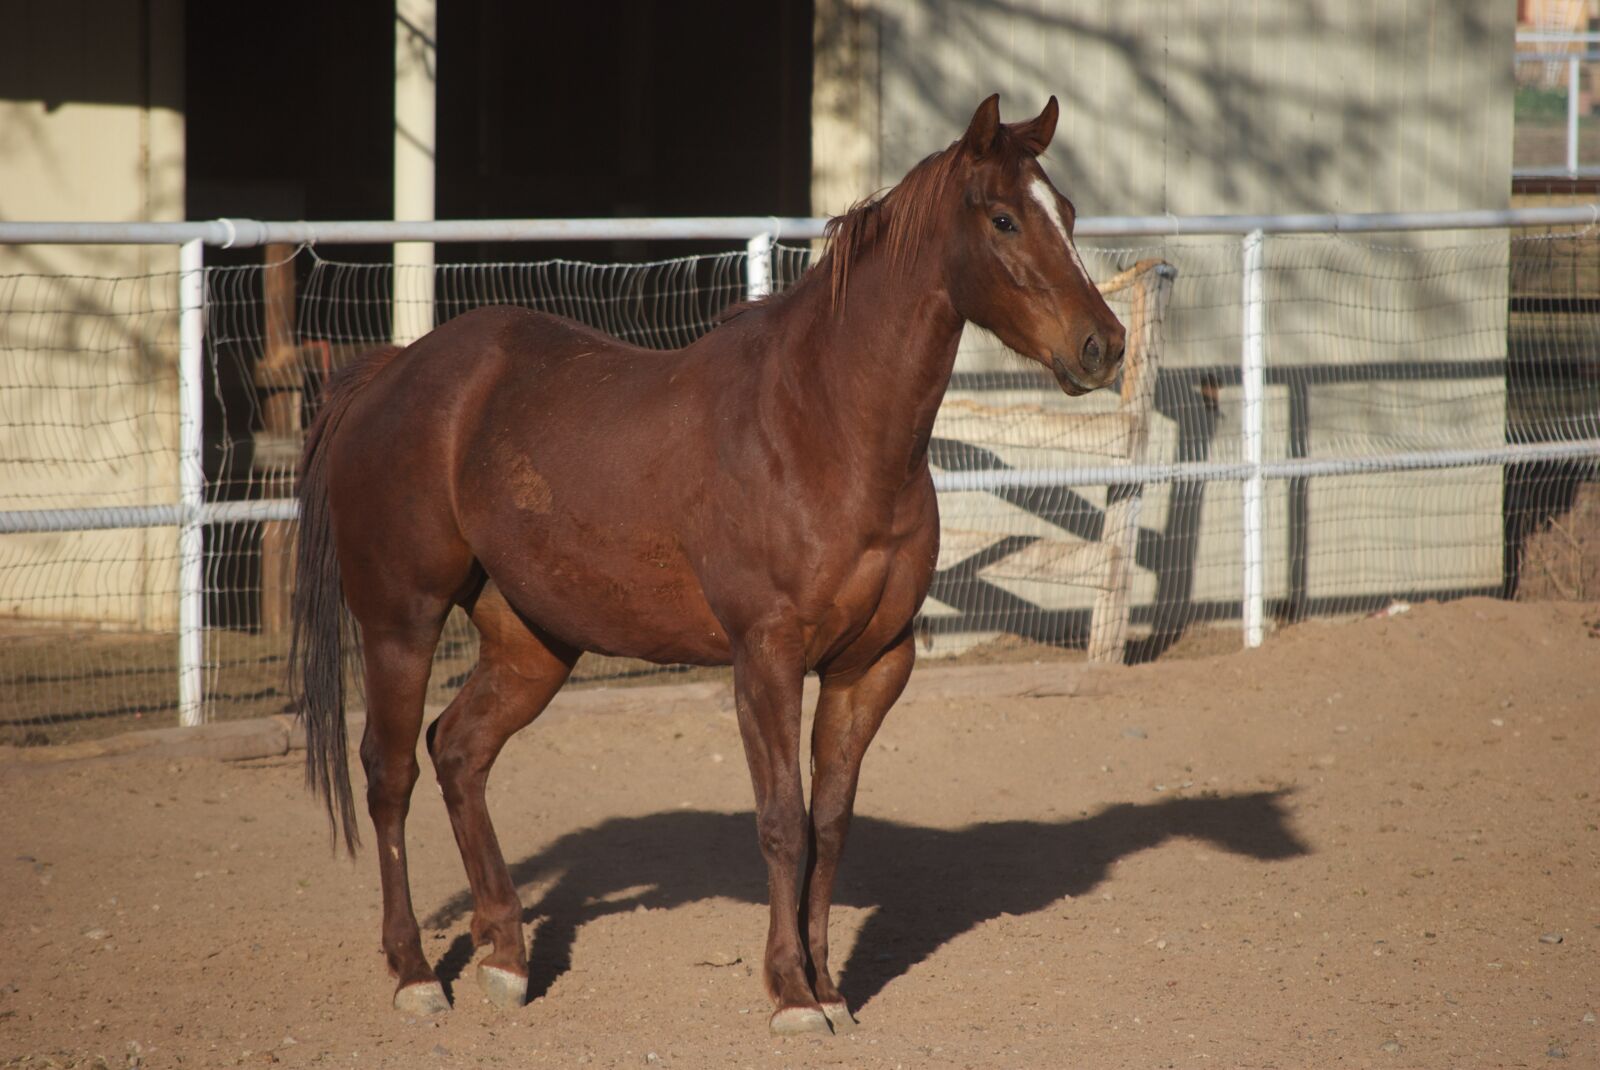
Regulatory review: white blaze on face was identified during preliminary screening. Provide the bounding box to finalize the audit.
[1028,176,1092,284]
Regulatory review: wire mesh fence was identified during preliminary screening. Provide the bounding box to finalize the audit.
[2,223,1598,745]
[0,266,186,743]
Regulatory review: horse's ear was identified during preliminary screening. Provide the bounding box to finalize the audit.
[1010,96,1058,155]
[960,94,1003,157]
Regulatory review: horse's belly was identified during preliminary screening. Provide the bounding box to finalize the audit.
[477,524,733,666]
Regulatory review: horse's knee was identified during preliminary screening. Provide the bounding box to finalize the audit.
[755,802,806,863]
[811,814,848,858]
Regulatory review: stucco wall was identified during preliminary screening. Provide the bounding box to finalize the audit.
[0,0,186,629]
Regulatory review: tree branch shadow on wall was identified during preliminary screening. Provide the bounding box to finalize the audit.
[422,789,1308,1012]
[860,0,1500,220]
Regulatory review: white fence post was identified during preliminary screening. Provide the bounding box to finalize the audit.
[1570,55,1582,178]
[746,231,773,301]
[178,239,206,726]
[1241,229,1266,649]
[393,0,438,346]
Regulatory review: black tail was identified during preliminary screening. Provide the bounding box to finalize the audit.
[289,345,404,855]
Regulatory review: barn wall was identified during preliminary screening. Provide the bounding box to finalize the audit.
[0,0,186,629]
[815,0,1513,218]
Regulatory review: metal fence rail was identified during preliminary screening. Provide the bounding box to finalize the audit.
[4,206,1600,727]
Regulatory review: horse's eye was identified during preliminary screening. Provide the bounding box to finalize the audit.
[991,214,1016,233]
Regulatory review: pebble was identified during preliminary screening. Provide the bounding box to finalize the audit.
[83,928,111,941]
[1121,727,1147,740]
[1379,1039,1402,1054]
[1548,1045,1567,1059]
[1540,933,1564,945]
[1583,1012,1596,1024]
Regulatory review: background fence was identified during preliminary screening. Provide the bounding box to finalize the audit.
[1516,30,1600,179]
[3,210,1599,745]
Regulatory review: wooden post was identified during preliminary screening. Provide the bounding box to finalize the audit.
[1087,260,1175,664]
[256,243,301,637]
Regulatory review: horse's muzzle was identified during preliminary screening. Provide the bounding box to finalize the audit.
[1051,325,1126,395]
[1050,354,1094,395]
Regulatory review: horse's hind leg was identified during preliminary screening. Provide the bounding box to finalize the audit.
[428,583,576,1010]
[803,629,916,1031]
[357,613,453,1016]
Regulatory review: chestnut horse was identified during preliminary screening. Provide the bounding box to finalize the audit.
[291,95,1125,1035]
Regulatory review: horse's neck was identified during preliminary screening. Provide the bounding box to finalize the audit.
[773,249,964,488]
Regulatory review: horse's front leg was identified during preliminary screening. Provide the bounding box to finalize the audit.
[730,626,828,1035]
[803,628,916,1031]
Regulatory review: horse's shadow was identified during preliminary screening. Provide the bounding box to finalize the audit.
[423,790,1308,1010]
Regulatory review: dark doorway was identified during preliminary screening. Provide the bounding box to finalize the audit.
[184,0,813,257]
[184,1,396,255]
[436,0,814,263]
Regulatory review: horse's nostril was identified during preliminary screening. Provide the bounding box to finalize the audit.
[1082,334,1102,372]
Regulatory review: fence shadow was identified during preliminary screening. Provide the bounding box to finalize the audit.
[423,789,1308,1011]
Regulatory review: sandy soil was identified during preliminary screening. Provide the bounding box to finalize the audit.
[2,597,1597,1069]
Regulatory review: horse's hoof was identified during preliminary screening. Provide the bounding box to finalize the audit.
[769,1006,832,1036]
[820,1002,857,1033]
[393,980,451,1016]
[477,964,528,1010]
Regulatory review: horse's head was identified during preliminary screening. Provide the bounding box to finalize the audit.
[943,95,1126,396]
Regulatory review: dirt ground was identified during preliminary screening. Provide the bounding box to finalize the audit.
[2,596,1597,1069]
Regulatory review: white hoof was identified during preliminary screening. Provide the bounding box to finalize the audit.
[820,1002,857,1032]
[769,1005,832,1036]
[393,980,450,1016]
[477,964,528,1010]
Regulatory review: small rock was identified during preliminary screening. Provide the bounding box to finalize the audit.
[1582,1011,1596,1024]
[1540,932,1564,944]
[431,1044,450,1057]
[83,928,112,941]
[645,1053,661,1065]
[1121,727,1147,740]
[1379,1039,1402,1054]
[1548,1045,1567,1059]
[1490,718,1504,728]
